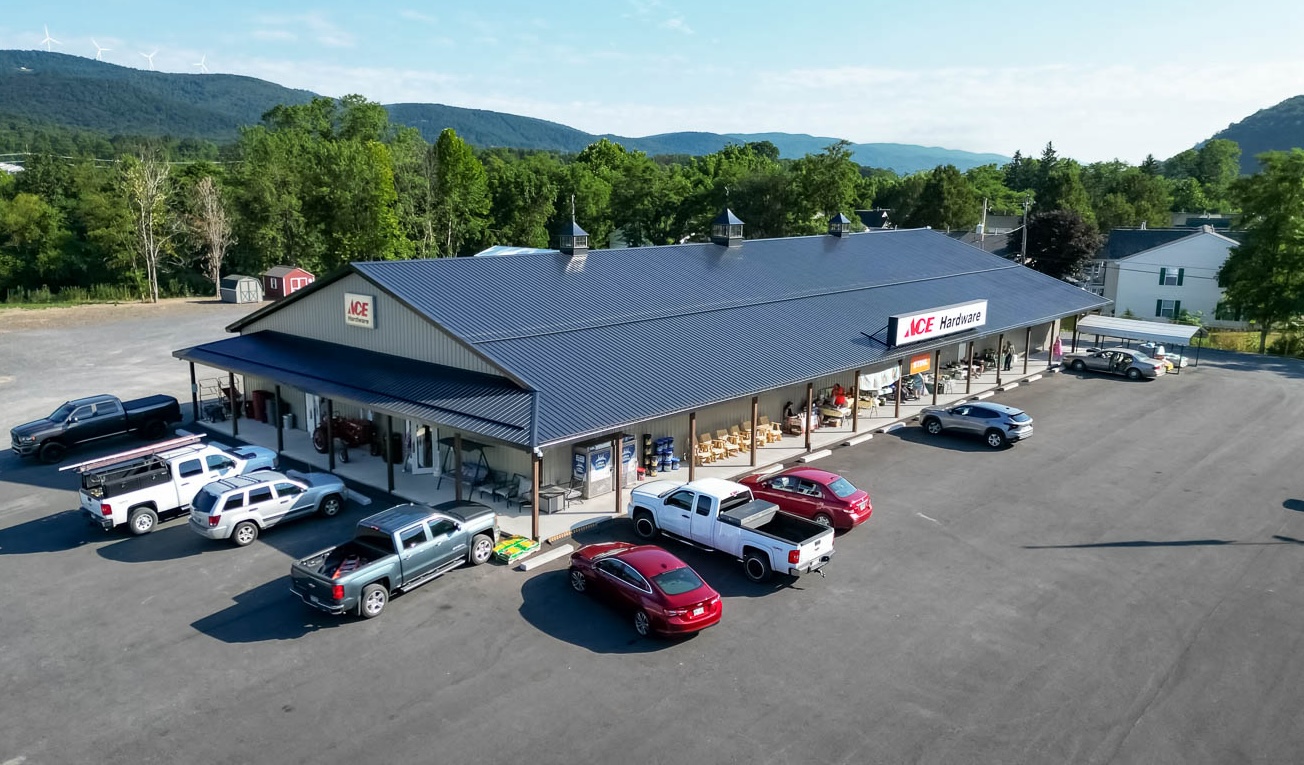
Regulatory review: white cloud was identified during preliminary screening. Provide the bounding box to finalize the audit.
[252,12,355,48]
[399,10,437,24]
[660,17,693,35]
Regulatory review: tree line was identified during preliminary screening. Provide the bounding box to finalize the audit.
[0,94,1250,304]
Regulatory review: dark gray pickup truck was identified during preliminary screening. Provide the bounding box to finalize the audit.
[290,501,497,619]
[11,393,182,463]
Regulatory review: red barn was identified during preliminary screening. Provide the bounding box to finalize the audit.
[262,266,315,299]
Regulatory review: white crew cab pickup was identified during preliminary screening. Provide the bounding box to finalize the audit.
[67,435,279,535]
[629,477,835,582]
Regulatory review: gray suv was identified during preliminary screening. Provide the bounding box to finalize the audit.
[190,470,347,547]
[918,402,1033,448]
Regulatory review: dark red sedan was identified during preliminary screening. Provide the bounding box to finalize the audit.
[738,466,871,530]
[569,542,722,637]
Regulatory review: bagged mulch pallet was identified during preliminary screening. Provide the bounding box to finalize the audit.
[493,536,539,564]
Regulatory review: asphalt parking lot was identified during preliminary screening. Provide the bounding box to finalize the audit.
[3,307,1304,764]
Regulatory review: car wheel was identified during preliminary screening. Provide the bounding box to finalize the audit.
[923,417,943,436]
[1126,368,1142,380]
[985,429,1008,449]
[128,507,157,535]
[743,551,772,583]
[468,533,494,565]
[360,583,388,619]
[813,513,833,528]
[318,494,343,517]
[1070,359,1086,372]
[569,568,587,593]
[633,511,658,540]
[232,520,259,547]
[633,609,651,637]
[38,441,67,464]
[141,419,168,440]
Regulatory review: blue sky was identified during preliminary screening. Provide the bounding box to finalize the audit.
[6,1,1304,164]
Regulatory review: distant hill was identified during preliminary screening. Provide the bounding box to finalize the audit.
[1205,95,1304,174]
[0,49,1008,173]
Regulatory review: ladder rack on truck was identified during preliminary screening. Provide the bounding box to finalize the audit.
[59,434,207,473]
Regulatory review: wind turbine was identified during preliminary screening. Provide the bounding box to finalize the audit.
[193,54,208,73]
[140,49,157,70]
[40,25,61,52]
[92,38,111,61]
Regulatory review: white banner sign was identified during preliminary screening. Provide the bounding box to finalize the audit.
[345,292,375,329]
[887,299,987,347]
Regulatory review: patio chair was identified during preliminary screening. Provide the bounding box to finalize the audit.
[506,473,534,511]
[480,470,512,502]
[730,424,751,452]
[743,420,760,449]
[715,429,740,457]
[758,415,782,443]
[492,473,523,505]
[694,435,717,465]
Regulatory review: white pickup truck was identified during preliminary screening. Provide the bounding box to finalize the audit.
[69,435,279,535]
[629,477,835,582]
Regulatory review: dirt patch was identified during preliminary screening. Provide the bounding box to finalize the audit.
[0,298,237,332]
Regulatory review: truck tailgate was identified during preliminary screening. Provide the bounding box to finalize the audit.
[792,528,835,574]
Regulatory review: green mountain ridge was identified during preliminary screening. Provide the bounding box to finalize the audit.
[1206,95,1304,174]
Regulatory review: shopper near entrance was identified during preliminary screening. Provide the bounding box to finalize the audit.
[1003,342,1015,371]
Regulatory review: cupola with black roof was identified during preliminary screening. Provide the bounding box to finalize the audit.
[711,208,744,248]
[828,212,852,238]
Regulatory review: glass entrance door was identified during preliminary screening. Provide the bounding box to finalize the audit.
[406,421,435,475]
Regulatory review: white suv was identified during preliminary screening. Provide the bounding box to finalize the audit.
[189,470,347,547]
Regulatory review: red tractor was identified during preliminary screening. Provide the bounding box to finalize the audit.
[312,415,377,462]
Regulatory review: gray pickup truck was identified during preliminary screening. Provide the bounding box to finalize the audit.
[11,393,182,463]
[290,501,497,619]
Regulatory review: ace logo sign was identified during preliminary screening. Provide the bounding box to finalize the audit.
[344,293,375,329]
[887,300,987,347]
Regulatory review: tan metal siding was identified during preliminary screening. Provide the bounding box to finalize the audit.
[242,273,502,376]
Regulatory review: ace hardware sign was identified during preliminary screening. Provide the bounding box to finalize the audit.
[887,300,987,347]
[345,293,375,329]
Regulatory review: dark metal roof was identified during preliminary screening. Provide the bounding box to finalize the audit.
[1100,229,1197,260]
[173,331,534,447]
[557,219,588,237]
[349,228,1108,446]
[713,208,744,226]
[263,266,310,278]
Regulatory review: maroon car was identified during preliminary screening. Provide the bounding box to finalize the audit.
[738,466,871,530]
[569,542,722,637]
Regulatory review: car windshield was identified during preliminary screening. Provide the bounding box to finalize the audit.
[652,566,705,596]
[826,477,858,498]
[193,489,221,514]
[49,403,76,421]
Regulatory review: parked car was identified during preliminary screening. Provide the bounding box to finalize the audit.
[918,402,1033,448]
[290,501,497,619]
[190,470,347,547]
[629,477,835,582]
[1062,347,1165,379]
[737,467,871,530]
[1137,342,1189,369]
[74,436,279,535]
[569,542,722,637]
[11,393,182,463]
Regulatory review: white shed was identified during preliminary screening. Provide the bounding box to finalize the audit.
[219,275,264,304]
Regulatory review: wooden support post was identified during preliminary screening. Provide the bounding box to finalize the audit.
[189,363,199,422]
[688,412,697,481]
[229,371,239,437]
[326,399,334,471]
[453,433,464,502]
[275,384,283,455]
[805,383,814,452]
[931,351,940,405]
[895,359,903,418]
[611,435,622,517]
[385,415,395,492]
[1024,327,1032,374]
[996,333,1005,386]
[750,397,759,467]
[852,369,861,432]
[531,454,542,541]
[966,344,974,394]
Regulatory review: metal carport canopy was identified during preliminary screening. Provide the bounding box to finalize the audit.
[1075,315,1200,346]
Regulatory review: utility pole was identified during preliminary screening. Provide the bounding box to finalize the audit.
[979,197,988,247]
[1020,197,1031,265]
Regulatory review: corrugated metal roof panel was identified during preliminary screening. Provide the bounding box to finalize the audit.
[173,332,533,446]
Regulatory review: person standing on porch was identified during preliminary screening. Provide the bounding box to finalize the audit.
[1003,342,1015,371]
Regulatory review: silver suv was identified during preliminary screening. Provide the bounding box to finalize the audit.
[918,402,1033,448]
[189,469,347,547]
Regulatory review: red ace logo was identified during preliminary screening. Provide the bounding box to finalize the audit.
[344,293,375,328]
[903,316,935,338]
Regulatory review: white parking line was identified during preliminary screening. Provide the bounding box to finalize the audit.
[916,512,941,525]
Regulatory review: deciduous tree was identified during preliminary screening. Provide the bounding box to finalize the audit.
[1010,209,1102,280]
[190,176,235,297]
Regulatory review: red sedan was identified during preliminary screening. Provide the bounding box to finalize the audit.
[569,542,722,637]
[738,466,871,530]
